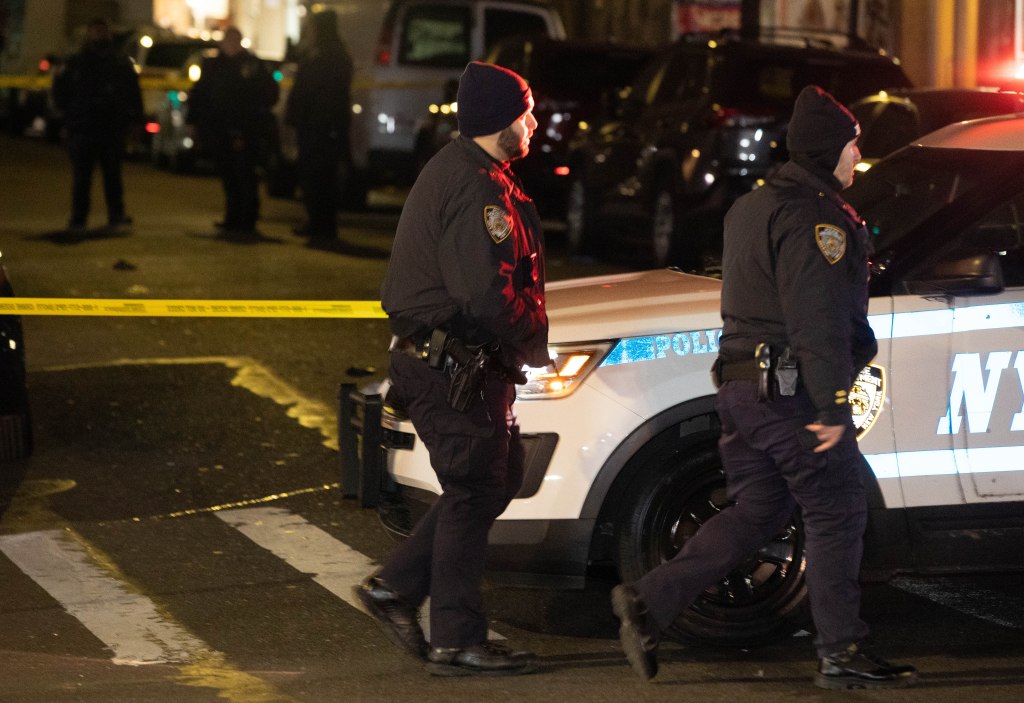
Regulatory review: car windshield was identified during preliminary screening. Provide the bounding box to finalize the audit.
[711,54,911,109]
[845,146,1024,254]
[529,47,652,100]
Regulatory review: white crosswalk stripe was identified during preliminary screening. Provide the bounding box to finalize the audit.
[0,529,210,665]
[216,506,503,642]
[216,506,377,608]
[0,506,503,666]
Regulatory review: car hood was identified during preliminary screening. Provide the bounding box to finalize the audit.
[545,268,723,343]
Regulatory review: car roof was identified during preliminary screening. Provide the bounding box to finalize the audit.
[915,113,1024,151]
[853,87,1024,111]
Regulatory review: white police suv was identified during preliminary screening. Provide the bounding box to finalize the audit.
[346,114,1024,648]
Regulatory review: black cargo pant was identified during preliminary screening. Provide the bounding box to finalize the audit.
[377,351,524,649]
[67,129,127,226]
[633,379,870,657]
[296,127,345,238]
[210,131,260,230]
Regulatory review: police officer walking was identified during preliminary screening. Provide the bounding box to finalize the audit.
[611,85,918,690]
[187,27,278,236]
[52,17,142,233]
[355,61,547,677]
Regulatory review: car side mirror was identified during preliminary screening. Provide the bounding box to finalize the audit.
[902,252,1005,297]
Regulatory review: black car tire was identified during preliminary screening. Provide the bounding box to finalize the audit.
[615,439,809,648]
[0,411,32,462]
[0,350,32,462]
[565,177,594,256]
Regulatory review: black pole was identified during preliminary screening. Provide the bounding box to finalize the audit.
[741,0,760,41]
[848,0,861,40]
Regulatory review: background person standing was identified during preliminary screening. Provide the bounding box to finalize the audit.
[611,85,918,691]
[285,9,353,242]
[355,62,547,677]
[187,26,278,236]
[52,17,142,233]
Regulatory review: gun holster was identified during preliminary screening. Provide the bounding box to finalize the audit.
[755,342,773,401]
[425,329,490,412]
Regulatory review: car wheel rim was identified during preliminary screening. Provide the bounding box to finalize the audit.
[644,461,805,620]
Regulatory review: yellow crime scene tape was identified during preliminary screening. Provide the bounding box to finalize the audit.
[0,75,293,91]
[0,298,386,318]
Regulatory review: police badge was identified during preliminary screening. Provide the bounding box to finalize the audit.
[484,205,512,244]
[850,364,885,439]
[815,224,846,264]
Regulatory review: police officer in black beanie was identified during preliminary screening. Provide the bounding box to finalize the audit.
[354,61,547,676]
[611,85,918,690]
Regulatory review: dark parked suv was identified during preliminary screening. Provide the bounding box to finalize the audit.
[564,32,912,270]
[415,36,654,219]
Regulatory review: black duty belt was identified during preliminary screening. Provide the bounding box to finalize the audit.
[717,358,761,382]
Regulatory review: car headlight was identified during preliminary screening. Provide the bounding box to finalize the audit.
[516,342,614,399]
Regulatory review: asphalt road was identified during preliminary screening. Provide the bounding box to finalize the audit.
[0,134,1022,702]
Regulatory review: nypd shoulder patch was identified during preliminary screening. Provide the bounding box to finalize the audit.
[815,224,846,264]
[484,205,512,244]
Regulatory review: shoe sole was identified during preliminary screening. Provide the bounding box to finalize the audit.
[814,671,918,690]
[352,586,428,661]
[425,661,538,677]
[610,586,657,681]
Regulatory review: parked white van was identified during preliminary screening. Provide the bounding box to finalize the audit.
[273,0,565,204]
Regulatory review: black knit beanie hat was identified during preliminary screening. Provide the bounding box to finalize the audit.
[456,61,531,138]
[787,85,860,178]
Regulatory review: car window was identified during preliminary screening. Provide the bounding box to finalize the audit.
[955,194,1024,286]
[484,9,549,50]
[674,54,710,100]
[712,55,910,109]
[859,103,921,159]
[847,147,1024,277]
[524,45,653,101]
[399,4,471,68]
[648,51,690,105]
[849,148,995,251]
[489,42,524,75]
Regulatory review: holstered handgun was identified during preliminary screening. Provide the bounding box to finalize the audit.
[447,346,489,412]
[426,329,491,412]
[755,342,772,401]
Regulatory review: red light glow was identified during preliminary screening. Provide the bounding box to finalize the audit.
[553,166,570,177]
[145,122,160,134]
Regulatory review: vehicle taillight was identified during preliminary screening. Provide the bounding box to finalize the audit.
[145,122,160,134]
[710,106,741,127]
[708,105,776,129]
[376,21,393,66]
